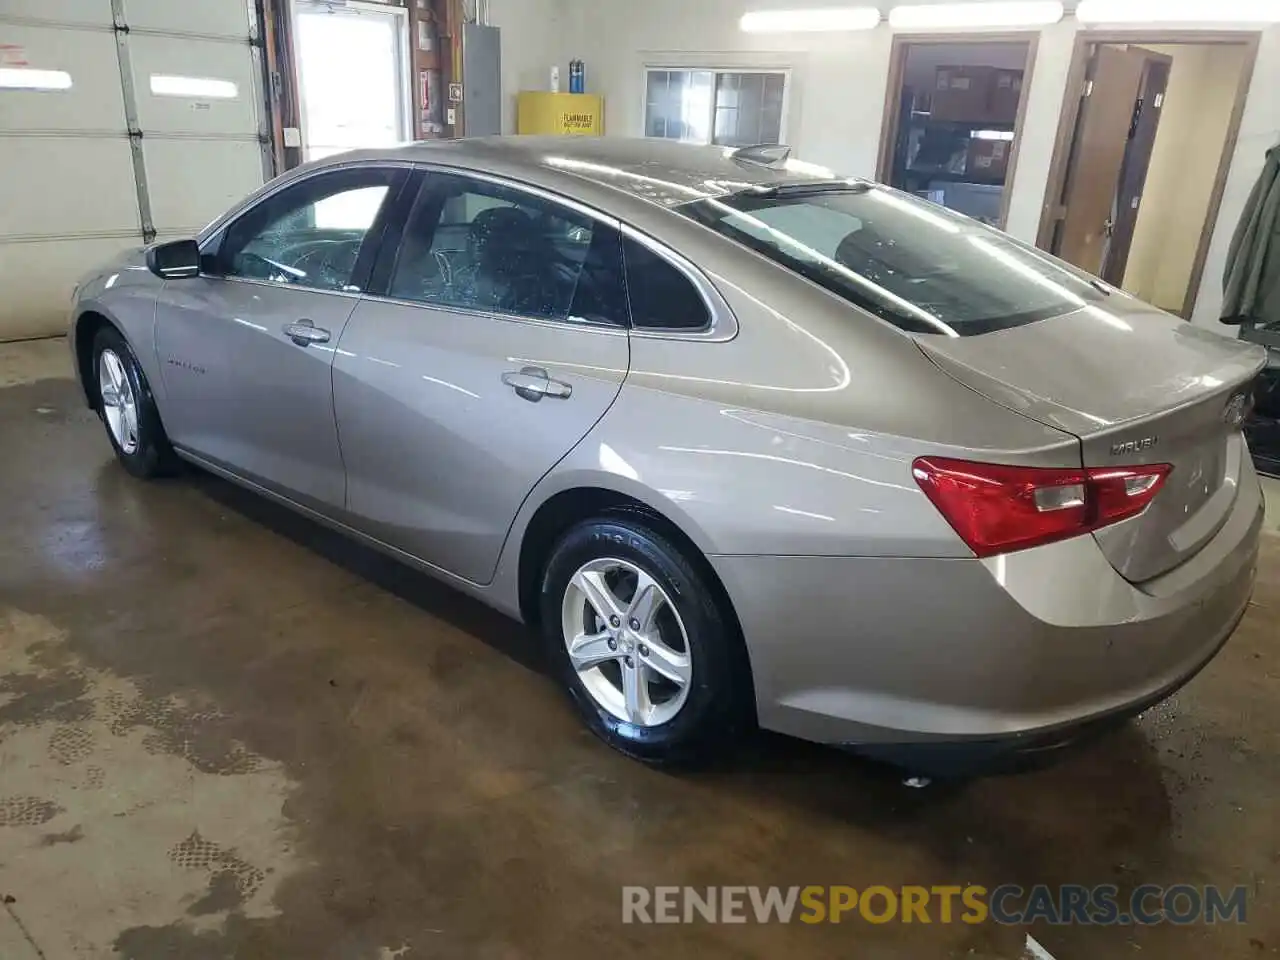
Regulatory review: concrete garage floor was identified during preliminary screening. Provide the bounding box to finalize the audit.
[0,337,1277,960]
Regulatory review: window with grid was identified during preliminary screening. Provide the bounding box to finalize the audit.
[644,69,786,147]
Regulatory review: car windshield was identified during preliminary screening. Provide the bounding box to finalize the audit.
[677,184,1110,336]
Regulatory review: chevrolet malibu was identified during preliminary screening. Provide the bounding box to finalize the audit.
[68,137,1267,771]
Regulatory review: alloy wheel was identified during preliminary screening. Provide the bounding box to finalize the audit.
[98,349,139,456]
[560,557,693,727]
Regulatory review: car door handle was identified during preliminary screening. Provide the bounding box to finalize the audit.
[501,366,572,402]
[283,319,330,347]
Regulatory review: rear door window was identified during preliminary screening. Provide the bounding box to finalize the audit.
[622,236,711,331]
[386,172,628,327]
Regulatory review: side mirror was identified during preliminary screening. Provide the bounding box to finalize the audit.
[146,238,202,279]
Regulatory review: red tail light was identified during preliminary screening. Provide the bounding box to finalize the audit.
[912,457,1172,558]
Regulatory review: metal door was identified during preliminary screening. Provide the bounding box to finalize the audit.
[1053,45,1147,275]
[331,170,631,584]
[1102,52,1171,287]
[154,165,406,512]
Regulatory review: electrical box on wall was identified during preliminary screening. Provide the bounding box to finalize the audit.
[517,92,604,136]
[461,23,501,136]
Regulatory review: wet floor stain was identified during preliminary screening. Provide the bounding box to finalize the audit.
[0,796,63,828]
[47,724,95,765]
[38,824,84,847]
[0,608,299,955]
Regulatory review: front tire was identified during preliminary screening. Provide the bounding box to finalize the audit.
[92,326,178,479]
[539,516,751,765]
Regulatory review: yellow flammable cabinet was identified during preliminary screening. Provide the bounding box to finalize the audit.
[517,92,604,136]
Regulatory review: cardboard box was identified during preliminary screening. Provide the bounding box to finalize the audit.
[966,137,1011,181]
[930,66,1024,123]
[930,66,999,122]
[990,69,1024,125]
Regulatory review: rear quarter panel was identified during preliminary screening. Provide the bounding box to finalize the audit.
[494,266,1080,591]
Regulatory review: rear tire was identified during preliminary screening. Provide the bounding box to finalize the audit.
[92,326,178,479]
[539,515,751,766]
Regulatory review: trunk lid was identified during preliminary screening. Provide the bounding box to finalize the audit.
[916,303,1267,581]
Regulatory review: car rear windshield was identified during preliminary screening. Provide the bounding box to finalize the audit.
[677,185,1110,336]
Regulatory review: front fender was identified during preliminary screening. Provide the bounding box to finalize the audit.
[71,264,163,408]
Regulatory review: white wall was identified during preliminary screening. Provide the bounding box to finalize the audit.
[544,0,1280,327]
[557,0,894,178]
[485,0,572,134]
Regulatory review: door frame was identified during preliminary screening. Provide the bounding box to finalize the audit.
[291,0,414,161]
[875,32,1040,229]
[1035,30,1261,319]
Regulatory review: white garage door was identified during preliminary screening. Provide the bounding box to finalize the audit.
[0,0,269,341]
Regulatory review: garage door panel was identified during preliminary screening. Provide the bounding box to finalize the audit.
[0,26,125,131]
[129,35,258,136]
[123,0,253,40]
[3,0,264,340]
[0,139,138,238]
[144,139,263,235]
[0,237,137,340]
[1,0,113,26]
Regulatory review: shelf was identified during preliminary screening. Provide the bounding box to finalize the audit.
[906,115,1017,129]
[899,170,1007,187]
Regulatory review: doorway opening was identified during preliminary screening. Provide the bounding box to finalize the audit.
[293,0,413,162]
[877,35,1038,228]
[1038,33,1259,318]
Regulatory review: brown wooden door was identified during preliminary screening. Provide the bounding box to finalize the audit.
[1102,52,1171,286]
[1053,45,1147,275]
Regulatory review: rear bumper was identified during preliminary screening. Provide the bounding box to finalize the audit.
[852,608,1242,776]
[711,459,1264,756]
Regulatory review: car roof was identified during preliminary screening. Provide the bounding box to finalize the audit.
[313,136,860,209]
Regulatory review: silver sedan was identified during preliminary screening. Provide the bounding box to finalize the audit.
[68,136,1267,772]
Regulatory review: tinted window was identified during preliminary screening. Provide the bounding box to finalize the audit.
[387,173,628,326]
[219,167,397,292]
[623,237,711,331]
[678,185,1109,336]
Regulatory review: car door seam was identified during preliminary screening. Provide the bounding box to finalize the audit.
[481,329,634,587]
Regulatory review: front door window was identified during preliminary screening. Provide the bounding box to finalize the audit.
[217,168,400,292]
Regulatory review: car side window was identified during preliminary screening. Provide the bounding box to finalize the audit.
[387,173,628,326]
[217,167,399,293]
[622,236,711,331]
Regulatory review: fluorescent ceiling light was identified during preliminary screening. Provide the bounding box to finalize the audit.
[149,75,239,99]
[1076,0,1280,22]
[889,1,1064,28]
[0,68,72,91]
[740,6,882,32]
